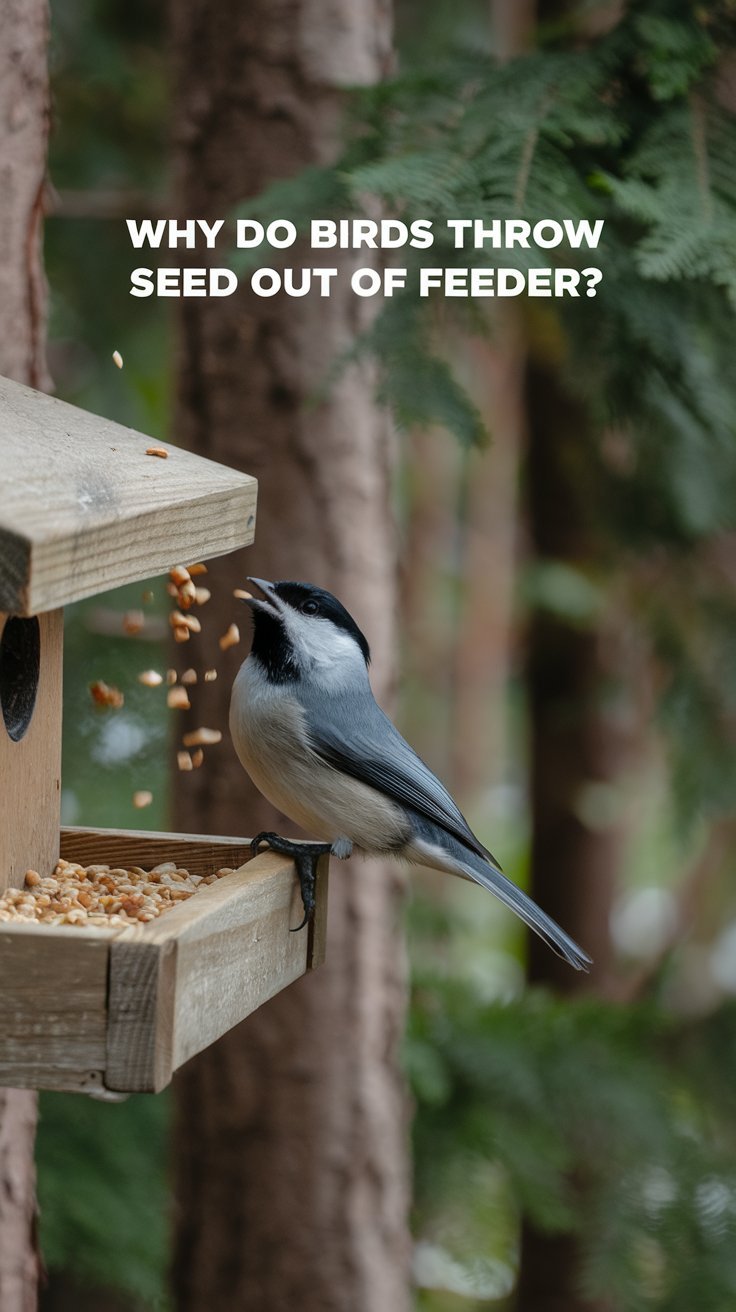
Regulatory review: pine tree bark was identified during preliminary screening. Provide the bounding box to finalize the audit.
[514,368,633,1312]
[512,0,630,1300]
[0,4,50,1310]
[168,4,410,1311]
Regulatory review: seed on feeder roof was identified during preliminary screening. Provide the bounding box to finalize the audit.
[219,623,240,651]
[146,446,169,459]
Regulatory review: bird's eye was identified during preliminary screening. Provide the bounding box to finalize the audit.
[301,599,319,616]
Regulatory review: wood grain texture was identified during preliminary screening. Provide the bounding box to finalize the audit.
[0,375,257,616]
[0,609,62,893]
[106,938,177,1093]
[0,4,51,1302]
[0,928,109,1091]
[106,851,314,1091]
[60,826,255,877]
[0,831,328,1093]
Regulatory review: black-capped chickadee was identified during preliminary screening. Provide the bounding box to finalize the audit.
[229,578,591,971]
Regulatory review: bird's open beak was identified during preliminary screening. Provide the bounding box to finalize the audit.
[241,577,282,618]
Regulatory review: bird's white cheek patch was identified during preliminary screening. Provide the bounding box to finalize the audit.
[282,611,365,682]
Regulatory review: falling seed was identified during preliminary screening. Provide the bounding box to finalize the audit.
[188,563,207,576]
[177,751,194,772]
[167,687,191,710]
[178,580,197,608]
[204,669,217,682]
[192,748,204,768]
[170,565,191,586]
[170,610,201,634]
[233,589,252,601]
[194,587,211,606]
[89,680,124,709]
[142,590,155,605]
[166,669,178,685]
[138,669,163,687]
[123,609,145,636]
[146,446,169,459]
[112,350,123,369]
[173,626,190,644]
[219,623,240,651]
[182,727,222,747]
[133,791,153,809]
[181,669,197,685]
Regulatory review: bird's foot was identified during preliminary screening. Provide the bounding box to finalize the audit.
[250,832,332,932]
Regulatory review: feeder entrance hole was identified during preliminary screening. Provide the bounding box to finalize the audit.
[0,616,40,742]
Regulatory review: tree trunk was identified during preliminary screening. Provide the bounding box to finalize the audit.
[515,370,633,1312]
[0,4,50,1310]
[168,4,410,1311]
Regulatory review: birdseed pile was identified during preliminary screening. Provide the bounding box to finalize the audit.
[0,861,236,930]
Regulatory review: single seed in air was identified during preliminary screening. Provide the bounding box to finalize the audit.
[182,728,222,748]
[138,669,163,687]
[219,623,240,651]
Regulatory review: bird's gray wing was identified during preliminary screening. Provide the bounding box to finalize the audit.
[302,692,500,867]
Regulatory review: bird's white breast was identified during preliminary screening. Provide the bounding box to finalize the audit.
[229,656,409,851]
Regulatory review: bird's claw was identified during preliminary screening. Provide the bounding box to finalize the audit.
[249,832,331,932]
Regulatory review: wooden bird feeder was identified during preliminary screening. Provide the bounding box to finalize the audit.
[0,375,327,1096]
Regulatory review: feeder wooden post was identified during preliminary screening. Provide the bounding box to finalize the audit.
[0,610,63,894]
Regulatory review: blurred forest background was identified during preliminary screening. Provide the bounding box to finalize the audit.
[33,0,736,1309]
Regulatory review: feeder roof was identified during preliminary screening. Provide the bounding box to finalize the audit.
[0,376,257,615]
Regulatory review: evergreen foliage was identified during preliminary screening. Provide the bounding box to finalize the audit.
[408,967,736,1310]
[245,0,736,827]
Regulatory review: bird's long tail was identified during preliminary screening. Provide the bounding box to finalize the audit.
[408,830,592,972]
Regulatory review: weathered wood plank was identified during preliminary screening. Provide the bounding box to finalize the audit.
[170,855,310,1074]
[60,826,255,877]
[0,833,329,1093]
[0,929,108,1090]
[0,375,257,615]
[105,852,312,1090]
[0,609,62,893]
[106,938,177,1093]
